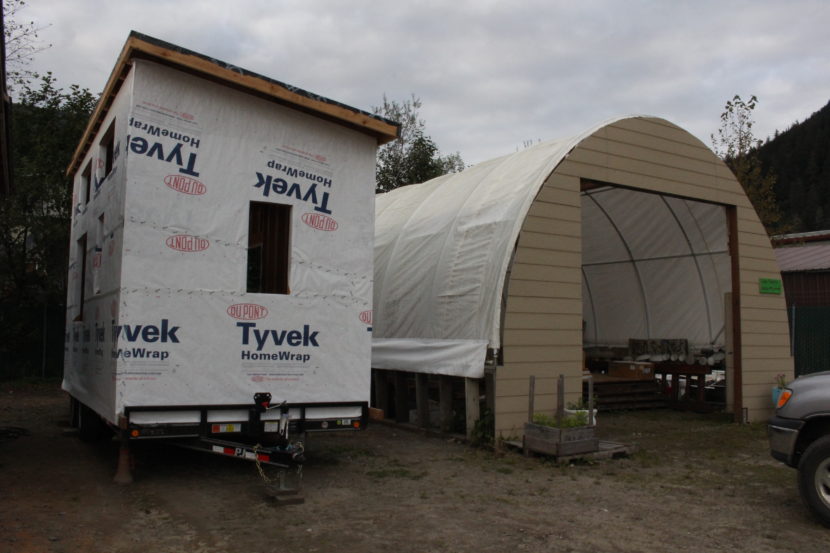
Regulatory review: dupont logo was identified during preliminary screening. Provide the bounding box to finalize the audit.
[165,174,206,195]
[302,212,338,231]
[359,310,373,325]
[227,303,269,321]
[166,234,209,252]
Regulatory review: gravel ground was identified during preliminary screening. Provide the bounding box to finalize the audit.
[0,380,827,553]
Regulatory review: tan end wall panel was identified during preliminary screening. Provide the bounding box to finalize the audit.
[498,172,583,437]
[495,117,792,437]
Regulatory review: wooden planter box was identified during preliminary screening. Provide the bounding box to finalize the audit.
[523,422,599,457]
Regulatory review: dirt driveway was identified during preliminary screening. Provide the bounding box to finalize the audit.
[1,380,827,553]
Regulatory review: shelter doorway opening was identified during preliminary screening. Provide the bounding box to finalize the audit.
[579,180,735,412]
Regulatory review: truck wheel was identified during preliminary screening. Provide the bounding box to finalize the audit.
[78,402,108,442]
[798,434,830,528]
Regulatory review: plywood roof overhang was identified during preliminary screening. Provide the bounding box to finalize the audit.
[67,31,400,176]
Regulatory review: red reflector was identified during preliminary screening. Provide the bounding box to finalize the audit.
[223,447,235,456]
[211,424,220,433]
[257,453,269,462]
[353,421,361,428]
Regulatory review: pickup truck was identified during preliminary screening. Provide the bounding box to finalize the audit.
[768,371,830,527]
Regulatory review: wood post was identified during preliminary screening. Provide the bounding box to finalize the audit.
[439,375,454,433]
[556,374,565,426]
[484,368,495,412]
[372,369,389,416]
[415,373,430,428]
[394,371,409,423]
[524,375,536,457]
[465,377,480,439]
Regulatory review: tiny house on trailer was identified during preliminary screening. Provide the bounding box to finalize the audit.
[372,116,794,440]
[63,32,398,469]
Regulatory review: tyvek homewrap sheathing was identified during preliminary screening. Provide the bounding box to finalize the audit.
[64,58,379,424]
[372,117,731,378]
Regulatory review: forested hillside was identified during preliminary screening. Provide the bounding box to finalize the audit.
[756,100,830,233]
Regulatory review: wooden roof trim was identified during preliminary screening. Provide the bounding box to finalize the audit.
[68,32,399,176]
[67,38,137,176]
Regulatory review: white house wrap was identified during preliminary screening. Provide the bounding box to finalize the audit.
[63,33,397,426]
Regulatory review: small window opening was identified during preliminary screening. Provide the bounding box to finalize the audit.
[93,213,105,293]
[81,161,92,205]
[76,234,88,321]
[247,202,291,294]
[100,119,116,177]
[97,213,105,248]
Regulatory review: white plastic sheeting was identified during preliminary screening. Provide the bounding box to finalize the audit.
[582,186,730,348]
[373,136,582,377]
[373,116,731,378]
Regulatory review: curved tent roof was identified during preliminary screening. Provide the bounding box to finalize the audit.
[373,116,731,377]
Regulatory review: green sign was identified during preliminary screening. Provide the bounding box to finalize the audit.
[759,278,782,295]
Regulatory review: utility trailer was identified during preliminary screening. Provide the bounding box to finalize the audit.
[62,32,398,478]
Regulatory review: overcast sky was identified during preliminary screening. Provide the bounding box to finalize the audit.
[14,0,830,164]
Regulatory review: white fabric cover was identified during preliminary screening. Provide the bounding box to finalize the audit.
[373,116,731,378]
[373,136,582,377]
[581,187,730,348]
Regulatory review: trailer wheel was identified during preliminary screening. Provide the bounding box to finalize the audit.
[69,396,80,428]
[797,434,830,528]
[78,402,109,442]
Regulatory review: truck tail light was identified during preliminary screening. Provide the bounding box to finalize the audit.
[776,389,793,409]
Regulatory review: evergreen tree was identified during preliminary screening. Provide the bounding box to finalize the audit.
[756,99,830,233]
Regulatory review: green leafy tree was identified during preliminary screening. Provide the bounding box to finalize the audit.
[711,95,786,234]
[374,95,464,193]
[0,73,96,375]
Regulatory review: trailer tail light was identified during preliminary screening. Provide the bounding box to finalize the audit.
[353,421,360,428]
[211,423,241,433]
[130,429,140,437]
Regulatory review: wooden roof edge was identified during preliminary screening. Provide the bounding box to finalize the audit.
[67,31,400,176]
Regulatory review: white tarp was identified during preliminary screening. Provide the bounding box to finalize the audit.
[372,117,731,378]
[373,135,585,377]
[63,60,377,423]
[581,186,730,348]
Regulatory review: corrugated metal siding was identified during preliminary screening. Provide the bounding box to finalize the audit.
[496,117,792,437]
[783,272,830,307]
[775,244,830,272]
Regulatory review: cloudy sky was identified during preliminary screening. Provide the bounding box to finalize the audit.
[13,0,830,164]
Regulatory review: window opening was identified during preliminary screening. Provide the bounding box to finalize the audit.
[100,119,116,178]
[76,234,88,321]
[81,161,92,206]
[247,202,291,294]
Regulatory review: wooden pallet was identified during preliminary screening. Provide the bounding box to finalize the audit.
[504,439,635,462]
[585,376,666,411]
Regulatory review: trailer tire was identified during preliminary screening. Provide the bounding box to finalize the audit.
[69,396,80,428]
[78,402,109,442]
